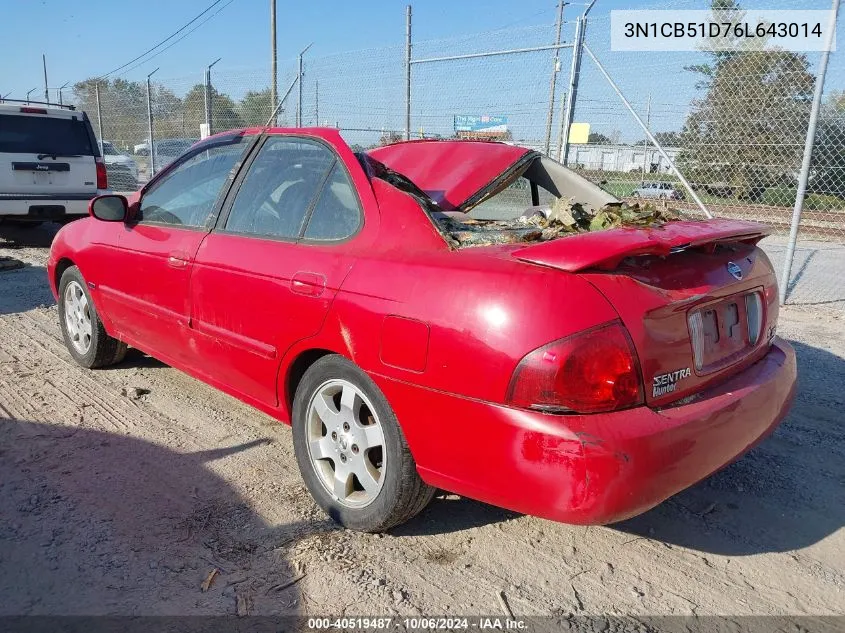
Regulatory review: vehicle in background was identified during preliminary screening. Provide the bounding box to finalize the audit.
[101,141,139,182]
[132,138,199,169]
[0,100,108,225]
[630,181,685,200]
[105,162,138,192]
[152,138,199,170]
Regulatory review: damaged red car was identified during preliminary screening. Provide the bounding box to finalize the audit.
[48,129,797,532]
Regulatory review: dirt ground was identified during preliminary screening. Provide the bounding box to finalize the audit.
[1,223,843,618]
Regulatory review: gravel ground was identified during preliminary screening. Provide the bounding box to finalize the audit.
[0,223,843,618]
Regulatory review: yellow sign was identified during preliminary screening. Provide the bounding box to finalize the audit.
[568,122,590,144]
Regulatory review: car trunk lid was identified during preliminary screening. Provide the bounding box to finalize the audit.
[510,219,778,406]
[366,140,534,211]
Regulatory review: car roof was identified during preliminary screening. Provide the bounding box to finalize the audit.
[0,103,82,120]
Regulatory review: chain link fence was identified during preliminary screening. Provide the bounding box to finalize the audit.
[68,0,844,308]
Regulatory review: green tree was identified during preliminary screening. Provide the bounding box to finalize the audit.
[182,84,244,136]
[238,89,272,127]
[679,0,815,196]
[811,91,845,199]
[637,131,683,147]
[587,132,611,144]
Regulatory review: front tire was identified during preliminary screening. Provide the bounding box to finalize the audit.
[292,355,435,532]
[58,266,127,368]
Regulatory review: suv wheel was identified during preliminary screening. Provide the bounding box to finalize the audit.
[292,355,435,532]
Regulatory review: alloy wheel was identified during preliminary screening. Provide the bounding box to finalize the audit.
[306,379,386,508]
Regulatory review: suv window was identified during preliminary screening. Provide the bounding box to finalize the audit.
[0,114,94,156]
[303,163,362,241]
[225,137,335,240]
[138,140,247,228]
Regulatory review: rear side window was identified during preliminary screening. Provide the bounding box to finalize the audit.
[0,114,94,156]
[303,163,361,241]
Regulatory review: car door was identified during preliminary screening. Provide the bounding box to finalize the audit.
[100,135,251,364]
[188,135,363,406]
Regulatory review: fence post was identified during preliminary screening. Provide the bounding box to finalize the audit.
[779,0,840,305]
[146,68,159,177]
[558,15,584,164]
[297,54,303,127]
[270,0,277,125]
[205,58,221,137]
[405,4,412,141]
[544,0,565,156]
[94,83,104,156]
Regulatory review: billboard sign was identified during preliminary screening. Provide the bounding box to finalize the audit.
[453,115,508,134]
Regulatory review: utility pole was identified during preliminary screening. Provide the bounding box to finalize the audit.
[641,94,651,183]
[315,80,319,126]
[42,54,49,101]
[146,68,160,177]
[543,0,565,156]
[270,0,277,125]
[26,88,36,103]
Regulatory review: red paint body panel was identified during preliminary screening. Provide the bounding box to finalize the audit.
[511,219,771,272]
[47,131,797,527]
[367,140,531,211]
[374,339,795,524]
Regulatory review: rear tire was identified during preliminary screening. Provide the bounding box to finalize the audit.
[292,354,435,532]
[58,266,127,368]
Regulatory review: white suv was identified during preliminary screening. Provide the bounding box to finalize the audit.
[0,101,109,224]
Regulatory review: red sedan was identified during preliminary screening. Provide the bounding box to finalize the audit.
[47,128,797,532]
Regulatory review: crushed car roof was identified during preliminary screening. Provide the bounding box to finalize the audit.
[367,140,532,211]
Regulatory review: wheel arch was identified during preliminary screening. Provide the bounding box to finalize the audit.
[283,348,340,420]
[53,257,77,295]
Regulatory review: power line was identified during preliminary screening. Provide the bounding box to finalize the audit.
[97,0,226,79]
[116,0,236,78]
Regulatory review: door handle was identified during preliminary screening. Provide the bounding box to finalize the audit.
[168,255,189,269]
[291,272,327,297]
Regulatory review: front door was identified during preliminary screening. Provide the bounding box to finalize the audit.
[189,135,364,406]
[101,136,250,363]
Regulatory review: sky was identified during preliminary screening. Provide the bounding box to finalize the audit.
[0,0,577,96]
[1,0,840,146]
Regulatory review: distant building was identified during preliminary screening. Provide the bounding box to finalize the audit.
[519,142,680,174]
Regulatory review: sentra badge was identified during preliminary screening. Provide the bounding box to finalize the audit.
[653,367,691,397]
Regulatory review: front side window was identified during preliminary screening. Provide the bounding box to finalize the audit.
[138,140,247,228]
[225,137,335,240]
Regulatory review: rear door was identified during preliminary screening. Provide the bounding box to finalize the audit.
[99,134,251,363]
[188,135,363,406]
[0,107,98,197]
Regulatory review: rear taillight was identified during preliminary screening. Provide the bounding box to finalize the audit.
[95,157,108,190]
[20,107,47,114]
[746,291,763,345]
[506,321,643,414]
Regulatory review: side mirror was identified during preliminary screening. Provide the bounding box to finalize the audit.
[89,195,128,222]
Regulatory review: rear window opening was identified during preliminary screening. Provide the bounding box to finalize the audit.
[435,156,692,248]
[360,152,691,249]
[0,114,95,157]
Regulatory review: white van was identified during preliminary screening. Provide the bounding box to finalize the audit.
[0,101,109,224]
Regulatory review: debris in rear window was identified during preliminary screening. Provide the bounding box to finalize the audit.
[436,198,693,248]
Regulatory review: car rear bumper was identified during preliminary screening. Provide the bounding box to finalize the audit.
[0,195,101,218]
[372,337,796,525]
